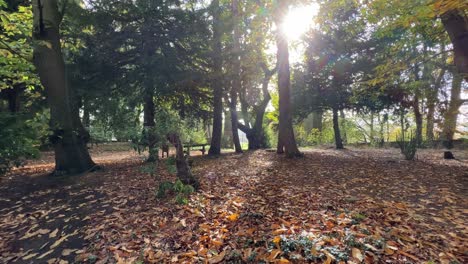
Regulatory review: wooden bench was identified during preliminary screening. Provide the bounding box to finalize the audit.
[184,143,209,156]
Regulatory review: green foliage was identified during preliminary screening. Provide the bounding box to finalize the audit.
[156,179,194,205]
[0,2,38,90]
[397,132,418,160]
[165,157,177,174]
[0,113,40,176]
[139,162,158,179]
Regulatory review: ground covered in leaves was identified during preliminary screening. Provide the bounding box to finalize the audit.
[1,145,467,263]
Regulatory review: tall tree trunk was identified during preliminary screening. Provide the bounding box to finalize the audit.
[340,110,347,144]
[222,110,233,148]
[209,0,223,156]
[400,109,406,141]
[413,95,423,146]
[426,102,436,142]
[32,0,95,175]
[229,91,242,153]
[82,101,90,129]
[426,68,445,142]
[441,10,468,80]
[143,87,157,162]
[441,72,464,149]
[229,0,243,153]
[369,112,374,144]
[332,108,344,149]
[274,0,301,157]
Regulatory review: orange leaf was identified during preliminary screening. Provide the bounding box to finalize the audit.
[227,213,239,221]
[211,239,223,247]
[272,228,288,235]
[273,236,281,245]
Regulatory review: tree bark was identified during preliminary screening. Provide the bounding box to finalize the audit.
[229,91,243,153]
[168,133,199,189]
[340,110,347,144]
[332,108,344,149]
[274,0,301,157]
[413,94,423,146]
[82,101,90,129]
[441,10,468,80]
[229,0,243,153]
[208,0,223,156]
[369,112,374,144]
[426,68,445,142]
[32,0,95,175]
[143,87,157,162]
[441,72,464,149]
[238,64,275,150]
[222,110,233,148]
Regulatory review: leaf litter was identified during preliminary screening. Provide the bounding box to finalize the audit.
[0,147,466,263]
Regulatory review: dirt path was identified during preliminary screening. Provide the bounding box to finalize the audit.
[0,147,466,263]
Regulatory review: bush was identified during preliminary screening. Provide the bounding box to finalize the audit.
[0,113,40,176]
[397,132,417,160]
[156,179,194,204]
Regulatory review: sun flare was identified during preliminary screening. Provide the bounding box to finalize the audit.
[282,3,320,41]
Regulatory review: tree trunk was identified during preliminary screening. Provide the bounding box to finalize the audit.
[426,67,445,142]
[143,87,157,162]
[32,0,95,175]
[312,110,323,131]
[274,0,301,157]
[168,133,199,189]
[369,112,374,144]
[441,72,464,149]
[400,110,406,141]
[229,91,242,153]
[340,110,347,144]
[208,0,223,156]
[82,101,90,129]
[413,95,423,146]
[441,10,468,80]
[238,64,275,150]
[229,0,243,153]
[332,108,344,149]
[222,110,233,148]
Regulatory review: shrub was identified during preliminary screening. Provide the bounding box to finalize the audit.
[397,132,417,160]
[156,179,194,205]
[0,113,40,176]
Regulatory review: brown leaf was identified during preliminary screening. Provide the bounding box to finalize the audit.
[208,250,226,264]
[352,248,364,262]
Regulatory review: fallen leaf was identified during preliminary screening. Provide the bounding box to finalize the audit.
[227,213,239,221]
[49,228,59,238]
[352,248,364,262]
[208,250,226,264]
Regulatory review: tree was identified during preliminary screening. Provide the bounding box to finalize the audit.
[32,0,95,175]
[441,70,465,148]
[238,63,276,149]
[273,0,301,157]
[438,4,468,79]
[228,0,243,153]
[208,0,223,156]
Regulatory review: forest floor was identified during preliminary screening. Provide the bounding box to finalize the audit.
[0,144,467,264]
